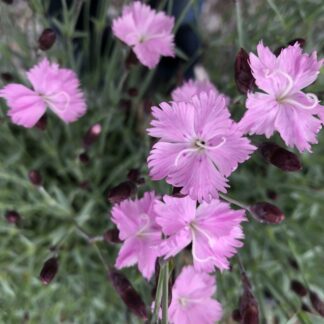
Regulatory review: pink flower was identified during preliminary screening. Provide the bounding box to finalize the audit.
[112,1,175,69]
[155,195,245,272]
[147,91,255,202]
[0,58,86,128]
[111,192,162,280]
[172,79,230,105]
[168,266,222,324]
[239,41,324,152]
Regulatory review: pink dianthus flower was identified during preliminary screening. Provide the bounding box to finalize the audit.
[0,58,86,128]
[111,192,162,280]
[155,195,245,272]
[239,41,324,152]
[147,91,255,202]
[112,1,175,69]
[168,266,223,324]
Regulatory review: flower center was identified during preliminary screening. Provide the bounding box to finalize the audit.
[178,297,188,308]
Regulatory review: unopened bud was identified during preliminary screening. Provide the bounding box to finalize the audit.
[288,258,299,271]
[79,152,90,164]
[249,202,285,224]
[108,269,147,320]
[290,280,307,297]
[232,309,242,322]
[125,51,139,69]
[28,170,42,186]
[5,210,21,224]
[128,88,138,97]
[107,181,136,204]
[34,114,47,130]
[103,228,122,244]
[83,123,102,147]
[127,169,145,185]
[1,72,13,82]
[259,142,302,172]
[38,28,56,51]
[301,303,311,313]
[39,257,58,285]
[1,0,13,4]
[234,48,255,94]
[309,291,324,317]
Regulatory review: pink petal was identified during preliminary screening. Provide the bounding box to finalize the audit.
[115,237,138,269]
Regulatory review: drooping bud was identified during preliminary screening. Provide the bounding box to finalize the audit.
[83,123,102,148]
[290,280,307,297]
[274,38,306,56]
[107,181,136,204]
[232,309,242,322]
[249,202,285,224]
[108,269,147,320]
[5,210,21,224]
[28,170,42,186]
[259,142,302,172]
[34,114,47,130]
[234,48,255,94]
[79,152,90,164]
[38,28,56,51]
[39,257,59,285]
[239,272,260,324]
[309,291,324,317]
[1,72,14,82]
[103,228,122,244]
[127,169,145,185]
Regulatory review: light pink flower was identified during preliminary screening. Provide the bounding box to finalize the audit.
[169,266,222,324]
[111,192,162,280]
[172,79,230,105]
[239,41,324,152]
[147,91,255,202]
[155,195,245,272]
[112,1,175,69]
[0,58,86,128]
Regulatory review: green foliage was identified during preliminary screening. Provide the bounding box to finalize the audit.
[0,0,324,323]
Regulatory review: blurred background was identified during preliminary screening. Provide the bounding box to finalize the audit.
[0,0,324,323]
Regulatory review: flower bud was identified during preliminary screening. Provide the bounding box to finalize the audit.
[39,257,58,285]
[301,303,311,313]
[108,269,147,320]
[309,291,324,317]
[38,28,56,51]
[1,0,13,4]
[288,258,299,270]
[249,202,285,224]
[232,309,242,322]
[103,228,122,244]
[83,123,102,147]
[127,169,145,185]
[259,142,302,172]
[5,210,21,224]
[1,72,13,82]
[28,170,42,186]
[107,181,136,204]
[79,152,90,164]
[34,114,47,130]
[128,88,138,97]
[290,280,307,297]
[234,48,255,94]
[125,51,139,69]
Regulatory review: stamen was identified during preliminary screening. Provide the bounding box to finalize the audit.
[46,91,70,112]
[195,137,226,151]
[266,70,294,99]
[282,92,319,110]
[174,148,197,166]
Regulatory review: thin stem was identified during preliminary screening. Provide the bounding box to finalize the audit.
[151,263,165,324]
[235,0,244,48]
[219,193,248,210]
[162,261,169,324]
[174,0,195,33]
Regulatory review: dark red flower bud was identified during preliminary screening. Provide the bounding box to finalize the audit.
[5,210,21,224]
[127,169,145,185]
[266,190,277,201]
[128,88,139,97]
[232,309,242,322]
[125,51,139,69]
[1,0,13,4]
[290,280,307,297]
[79,152,90,164]
[28,170,42,186]
[34,114,47,130]
[38,28,56,51]
[239,273,259,324]
[103,228,122,244]
[83,123,102,147]
[108,269,147,320]
[1,72,14,82]
[249,202,284,224]
[79,180,90,190]
[259,142,302,172]
[288,258,299,271]
[107,181,136,204]
[234,48,255,94]
[301,302,311,313]
[39,257,58,285]
[309,291,324,317]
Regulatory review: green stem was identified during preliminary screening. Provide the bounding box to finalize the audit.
[151,263,165,324]
[162,261,169,324]
[219,193,248,210]
[235,0,244,48]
